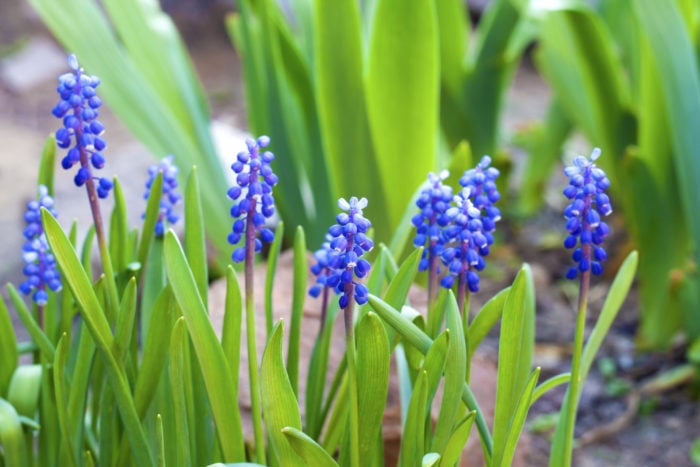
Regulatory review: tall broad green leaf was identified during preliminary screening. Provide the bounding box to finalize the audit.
[163,231,245,462]
[260,323,304,466]
[0,398,28,466]
[634,0,700,343]
[366,0,439,229]
[356,312,390,463]
[492,265,535,461]
[314,0,389,237]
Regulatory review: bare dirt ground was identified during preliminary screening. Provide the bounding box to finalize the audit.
[1,1,698,465]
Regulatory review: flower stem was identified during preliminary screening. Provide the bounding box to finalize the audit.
[428,244,439,305]
[562,260,590,466]
[86,176,119,322]
[343,283,360,467]
[244,201,266,464]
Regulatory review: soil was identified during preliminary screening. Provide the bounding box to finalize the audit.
[1,2,698,466]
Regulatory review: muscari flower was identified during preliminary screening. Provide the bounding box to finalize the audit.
[19,186,62,306]
[439,156,501,293]
[143,155,182,237]
[412,170,453,272]
[52,54,112,198]
[308,235,335,298]
[440,189,490,292]
[562,148,612,279]
[227,136,278,262]
[324,197,373,309]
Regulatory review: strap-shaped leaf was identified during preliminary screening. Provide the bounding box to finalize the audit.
[282,427,338,467]
[356,312,390,463]
[0,296,18,396]
[287,226,307,396]
[366,0,438,230]
[163,230,245,461]
[260,322,304,466]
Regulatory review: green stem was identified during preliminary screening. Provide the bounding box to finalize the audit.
[562,265,590,466]
[244,201,266,464]
[343,284,360,467]
[461,382,493,461]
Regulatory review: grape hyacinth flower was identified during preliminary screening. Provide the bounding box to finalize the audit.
[52,54,112,198]
[562,148,612,280]
[228,135,278,463]
[143,155,182,236]
[52,54,119,317]
[459,155,502,233]
[440,157,501,309]
[308,236,337,332]
[412,170,453,302]
[440,189,489,294]
[227,136,278,262]
[19,186,62,307]
[324,197,374,310]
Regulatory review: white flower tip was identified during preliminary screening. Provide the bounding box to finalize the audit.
[357,197,368,209]
[67,54,79,71]
[338,198,350,210]
[590,147,602,161]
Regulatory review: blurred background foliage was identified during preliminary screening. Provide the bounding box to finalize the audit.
[27,0,700,349]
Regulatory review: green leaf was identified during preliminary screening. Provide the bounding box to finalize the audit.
[163,231,245,461]
[287,226,307,396]
[492,265,535,463]
[634,0,700,340]
[222,266,243,390]
[313,0,389,238]
[109,177,129,274]
[0,297,18,396]
[137,171,163,279]
[260,322,304,466]
[366,0,439,229]
[0,398,29,466]
[422,453,441,467]
[436,0,467,95]
[496,368,540,467]
[399,370,429,466]
[440,412,475,467]
[169,317,192,467]
[53,334,79,467]
[184,166,208,306]
[7,284,55,362]
[532,373,571,405]
[356,312,390,463]
[265,221,285,335]
[7,365,42,418]
[690,437,700,465]
[581,251,638,379]
[38,134,56,194]
[468,286,510,356]
[433,294,467,453]
[114,278,137,358]
[282,427,338,467]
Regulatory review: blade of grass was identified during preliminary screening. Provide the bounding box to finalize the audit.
[287,226,307,396]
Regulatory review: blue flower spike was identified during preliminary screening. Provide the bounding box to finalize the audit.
[309,235,335,299]
[440,189,489,293]
[143,155,182,237]
[563,148,612,280]
[19,186,62,306]
[440,156,502,299]
[324,197,373,309]
[412,170,453,272]
[53,54,112,198]
[227,136,278,262]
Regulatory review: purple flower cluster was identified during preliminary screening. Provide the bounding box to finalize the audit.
[227,136,278,262]
[313,197,374,309]
[52,55,112,198]
[412,156,501,294]
[412,170,453,272]
[308,236,334,298]
[563,148,612,279]
[19,186,62,306]
[143,155,181,236]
